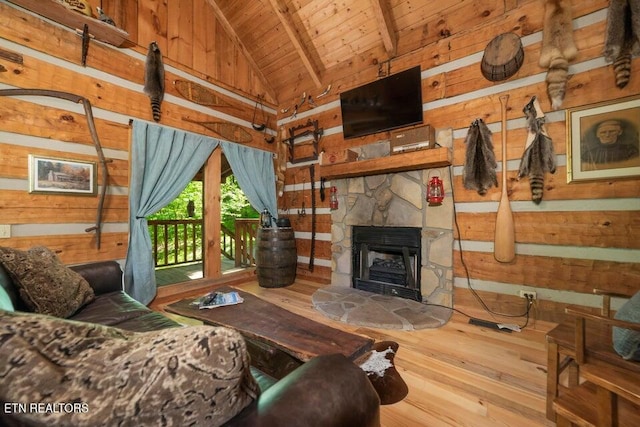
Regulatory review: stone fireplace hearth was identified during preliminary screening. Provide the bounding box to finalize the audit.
[329,159,453,307]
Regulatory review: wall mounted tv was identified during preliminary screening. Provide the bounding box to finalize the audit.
[340,65,423,139]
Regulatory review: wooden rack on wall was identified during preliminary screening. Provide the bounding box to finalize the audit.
[286,119,322,164]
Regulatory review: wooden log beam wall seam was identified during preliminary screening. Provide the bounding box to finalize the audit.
[268,0,322,88]
[371,0,397,58]
[205,0,278,101]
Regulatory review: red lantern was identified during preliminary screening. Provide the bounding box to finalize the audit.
[427,176,444,206]
[329,186,338,210]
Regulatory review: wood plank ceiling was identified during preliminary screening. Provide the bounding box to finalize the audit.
[205,0,485,104]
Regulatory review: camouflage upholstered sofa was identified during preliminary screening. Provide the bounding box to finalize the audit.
[0,247,380,426]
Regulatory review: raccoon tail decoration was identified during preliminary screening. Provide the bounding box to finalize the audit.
[517,96,556,204]
[612,41,632,89]
[539,0,577,110]
[604,0,640,89]
[462,119,498,196]
[144,41,165,122]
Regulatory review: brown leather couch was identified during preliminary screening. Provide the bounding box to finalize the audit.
[0,260,381,426]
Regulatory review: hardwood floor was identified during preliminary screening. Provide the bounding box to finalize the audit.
[154,258,245,286]
[153,277,557,427]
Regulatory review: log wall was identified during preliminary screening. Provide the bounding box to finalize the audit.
[279,0,640,321]
[1,0,638,321]
[0,0,272,267]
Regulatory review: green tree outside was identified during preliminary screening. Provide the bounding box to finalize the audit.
[221,176,259,231]
[148,177,258,265]
[149,181,204,221]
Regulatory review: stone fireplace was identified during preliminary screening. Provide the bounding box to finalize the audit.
[329,145,454,306]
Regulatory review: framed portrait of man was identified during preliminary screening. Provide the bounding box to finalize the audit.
[566,96,640,182]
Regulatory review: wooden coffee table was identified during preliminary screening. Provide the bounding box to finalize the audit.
[166,286,374,379]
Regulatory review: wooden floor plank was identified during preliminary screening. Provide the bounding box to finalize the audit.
[152,277,555,426]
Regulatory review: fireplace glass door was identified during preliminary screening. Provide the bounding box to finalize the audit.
[352,226,422,301]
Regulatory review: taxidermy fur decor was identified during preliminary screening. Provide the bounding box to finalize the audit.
[517,96,556,204]
[143,41,165,122]
[462,119,498,195]
[59,0,94,17]
[604,0,640,88]
[539,0,577,110]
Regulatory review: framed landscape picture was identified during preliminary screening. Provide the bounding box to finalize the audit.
[566,96,640,182]
[28,155,97,195]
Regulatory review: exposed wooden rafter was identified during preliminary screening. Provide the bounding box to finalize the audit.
[370,0,397,58]
[205,0,278,101]
[268,0,322,88]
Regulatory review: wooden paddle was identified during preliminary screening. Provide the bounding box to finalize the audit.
[494,94,515,262]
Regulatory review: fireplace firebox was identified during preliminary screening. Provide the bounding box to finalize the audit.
[352,226,422,301]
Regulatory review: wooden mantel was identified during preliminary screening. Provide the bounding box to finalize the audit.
[318,146,451,179]
[7,0,130,47]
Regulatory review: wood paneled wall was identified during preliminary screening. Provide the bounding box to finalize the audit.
[1,0,638,321]
[93,0,275,104]
[279,0,640,321]
[0,0,272,266]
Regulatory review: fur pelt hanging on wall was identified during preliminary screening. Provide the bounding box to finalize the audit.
[462,119,498,195]
[517,96,556,204]
[539,0,577,110]
[143,41,165,122]
[604,0,640,88]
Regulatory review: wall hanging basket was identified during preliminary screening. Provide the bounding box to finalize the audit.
[481,32,524,82]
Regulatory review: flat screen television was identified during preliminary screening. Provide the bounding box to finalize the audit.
[340,66,423,139]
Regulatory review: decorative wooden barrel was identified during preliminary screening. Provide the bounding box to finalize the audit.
[256,227,297,288]
[480,32,524,82]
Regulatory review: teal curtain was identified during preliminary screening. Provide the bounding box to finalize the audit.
[124,121,219,304]
[221,141,278,220]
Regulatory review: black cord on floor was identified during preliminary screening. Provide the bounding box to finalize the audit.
[424,164,534,330]
[425,297,533,330]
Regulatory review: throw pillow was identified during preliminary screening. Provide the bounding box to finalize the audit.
[612,291,640,361]
[0,246,94,318]
[0,285,13,311]
[0,310,260,426]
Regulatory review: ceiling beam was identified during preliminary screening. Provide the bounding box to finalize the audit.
[268,0,322,88]
[370,0,397,58]
[205,0,278,102]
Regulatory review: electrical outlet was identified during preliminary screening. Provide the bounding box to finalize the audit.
[519,290,537,300]
[0,224,10,238]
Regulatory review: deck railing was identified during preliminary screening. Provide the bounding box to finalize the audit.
[221,224,235,261]
[149,218,258,268]
[234,218,259,267]
[148,219,203,267]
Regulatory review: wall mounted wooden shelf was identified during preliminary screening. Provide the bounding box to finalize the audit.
[8,0,129,47]
[318,146,451,180]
